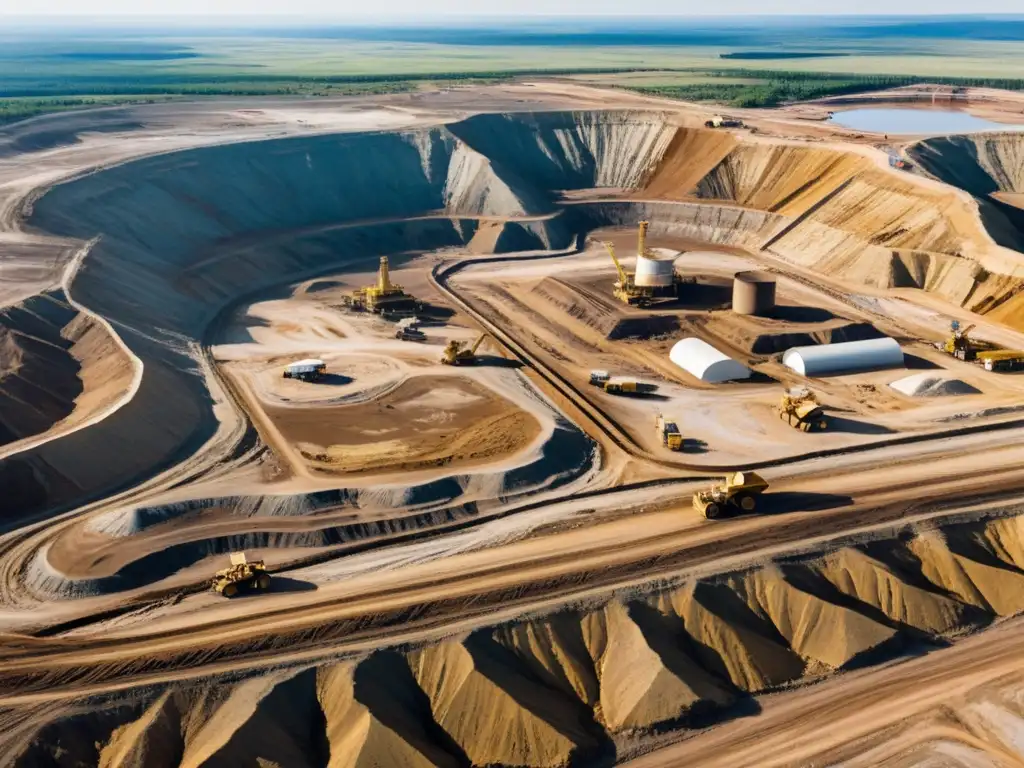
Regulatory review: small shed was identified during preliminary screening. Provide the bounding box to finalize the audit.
[669,338,750,383]
[783,338,903,377]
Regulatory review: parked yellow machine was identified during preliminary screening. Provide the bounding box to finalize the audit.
[212,553,271,597]
[778,390,827,432]
[441,333,488,365]
[944,320,978,361]
[604,379,658,396]
[692,471,770,519]
[656,414,683,450]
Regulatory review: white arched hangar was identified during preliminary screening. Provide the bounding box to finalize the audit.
[669,338,750,383]
[783,337,903,377]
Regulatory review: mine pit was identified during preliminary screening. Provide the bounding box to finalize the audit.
[8,93,1024,768]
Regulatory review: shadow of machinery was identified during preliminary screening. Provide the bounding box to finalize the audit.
[469,354,525,369]
[683,437,710,454]
[762,491,855,515]
[230,576,318,597]
[826,416,896,435]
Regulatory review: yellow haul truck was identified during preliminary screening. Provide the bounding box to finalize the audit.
[656,414,683,450]
[212,553,271,597]
[692,471,770,519]
[778,391,828,432]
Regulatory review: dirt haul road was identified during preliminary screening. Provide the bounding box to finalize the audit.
[5,84,1024,766]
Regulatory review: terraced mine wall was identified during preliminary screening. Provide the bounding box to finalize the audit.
[13,509,1024,767]
[10,111,1024,524]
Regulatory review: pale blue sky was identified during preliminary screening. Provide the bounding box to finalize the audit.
[2,1,1023,16]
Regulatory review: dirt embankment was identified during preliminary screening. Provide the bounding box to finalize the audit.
[11,511,1024,767]
[0,289,132,457]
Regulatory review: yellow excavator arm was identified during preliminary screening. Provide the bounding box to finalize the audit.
[470,333,488,355]
[602,241,630,288]
[638,220,650,258]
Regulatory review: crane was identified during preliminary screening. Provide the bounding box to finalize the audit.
[441,333,489,365]
[602,241,650,306]
[602,241,631,292]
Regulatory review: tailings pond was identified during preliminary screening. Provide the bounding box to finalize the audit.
[828,107,1024,135]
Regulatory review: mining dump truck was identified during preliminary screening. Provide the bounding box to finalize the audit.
[656,414,683,450]
[589,370,611,386]
[441,333,487,365]
[778,390,827,432]
[212,553,271,597]
[692,471,770,519]
[283,358,326,382]
[604,379,658,396]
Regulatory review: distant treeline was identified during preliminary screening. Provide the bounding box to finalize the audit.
[6,67,1024,125]
[0,67,655,98]
[630,70,1024,108]
[720,52,850,60]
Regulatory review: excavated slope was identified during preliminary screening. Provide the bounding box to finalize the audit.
[12,512,1024,767]
[10,110,1024,526]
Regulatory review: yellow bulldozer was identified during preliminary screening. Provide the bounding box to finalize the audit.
[211,552,271,597]
[441,333,488,365]
[692,471,770,519]
[778,390,827,432]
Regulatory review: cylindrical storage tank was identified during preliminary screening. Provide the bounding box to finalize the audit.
[634,255,676,288]
[783,337,903,377]
[733,270,777,316]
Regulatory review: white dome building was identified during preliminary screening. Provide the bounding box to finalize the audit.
[669,338,750,383]
[783,337,903,377]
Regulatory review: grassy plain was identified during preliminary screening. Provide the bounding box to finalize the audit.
[5,19,1024,123]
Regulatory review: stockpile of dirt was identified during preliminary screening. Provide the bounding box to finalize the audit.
[269,375,542,475]
[890,373,981,397]
[17,512,1024,766]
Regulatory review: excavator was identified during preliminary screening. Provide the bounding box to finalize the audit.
[692,471,770,520]
[441,333,488,365]
[602,240,651,307]
[944,320,978,361]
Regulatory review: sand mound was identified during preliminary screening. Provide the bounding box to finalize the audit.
[19,512,1024,763]
[890,373,981,397]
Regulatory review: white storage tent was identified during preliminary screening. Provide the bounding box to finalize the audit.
[783,337,903,377]
[669,338,750,383]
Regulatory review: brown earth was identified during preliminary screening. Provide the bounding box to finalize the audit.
[7,84,1024,768]
[266,375,542,475]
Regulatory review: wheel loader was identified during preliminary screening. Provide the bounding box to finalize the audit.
[212,552,271,597]
[778,390,827,432]
[692,471,769,520]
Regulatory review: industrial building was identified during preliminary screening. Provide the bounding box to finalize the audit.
[669,338,751,383]
[783,337,903,377]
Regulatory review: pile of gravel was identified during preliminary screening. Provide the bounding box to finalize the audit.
[890,372,981,398]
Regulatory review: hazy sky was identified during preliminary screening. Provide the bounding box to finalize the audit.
[3,1,1023,16]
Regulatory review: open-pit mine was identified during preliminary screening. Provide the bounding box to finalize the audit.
[5,83,1024,767]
